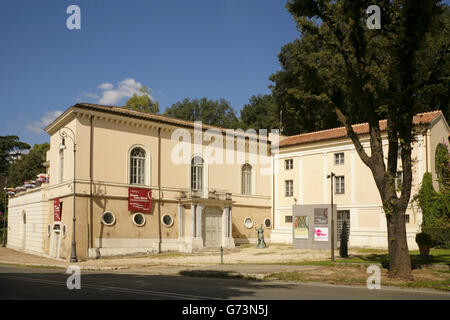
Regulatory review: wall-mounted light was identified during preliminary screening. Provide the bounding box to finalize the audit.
[59,138,67,151]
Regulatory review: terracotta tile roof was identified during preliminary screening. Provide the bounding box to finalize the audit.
[279,110,443,148]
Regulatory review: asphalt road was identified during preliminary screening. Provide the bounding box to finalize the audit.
[0,265,449,300]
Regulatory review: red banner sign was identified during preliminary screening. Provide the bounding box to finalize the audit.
[128,187,152,213]
[54,198,61,222]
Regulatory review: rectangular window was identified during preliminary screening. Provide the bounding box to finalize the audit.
[285,215,293,223]
[285,159,293,170]
[335,176,345,194]
[285,180,293,197]
[334,153,344,165]
[405,214,410,224]
[191,166,203,191]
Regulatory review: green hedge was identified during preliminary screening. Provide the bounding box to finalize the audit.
[422,227,450,249]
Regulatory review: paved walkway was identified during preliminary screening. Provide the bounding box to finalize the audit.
[0,247,67,268]
[0,247,320,276]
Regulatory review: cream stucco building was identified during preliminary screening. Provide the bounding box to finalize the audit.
[6,104,449,260]
[7,103,274,260]
[271,111,449,250]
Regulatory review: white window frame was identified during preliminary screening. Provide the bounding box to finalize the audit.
[241,163,253,195]
[191,155,204,191]
[127,145,150,186]
[132,213,146,227]
[102,211,116,226]
[334,153,344,165]
[264,218,272,229]
[335,176,345,194]
[285,159,293,170]
[285,180,293,197]
[244,217,253,229]
[161,214,174,227]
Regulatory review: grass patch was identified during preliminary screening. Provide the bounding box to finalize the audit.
[264,265,450,291]
[334,248,450,268]
[353,248,388,254]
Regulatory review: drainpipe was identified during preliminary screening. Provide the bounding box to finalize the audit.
[158,127,162,253]
[272,155,275,231]
[425,130,431,173]
[88,115,94,253]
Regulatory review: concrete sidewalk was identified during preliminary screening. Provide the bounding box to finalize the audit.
[0,247,320,277]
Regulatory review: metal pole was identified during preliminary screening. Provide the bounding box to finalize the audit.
[330,173,335,262]
[2,177,7,247]
[70,143,77,262]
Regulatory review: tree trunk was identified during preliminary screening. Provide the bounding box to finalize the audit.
[386,206,413,280]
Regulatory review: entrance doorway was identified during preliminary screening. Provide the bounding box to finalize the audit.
[337,210,350,246]
[203,207,222,248]
[50,224,61,258]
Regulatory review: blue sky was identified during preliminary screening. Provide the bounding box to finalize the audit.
[0,0,299,146]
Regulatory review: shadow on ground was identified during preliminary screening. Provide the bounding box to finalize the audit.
[342,253,450,270]
[0,268,294,300]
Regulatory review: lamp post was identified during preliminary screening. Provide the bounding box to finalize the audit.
[59,127,77,263]
[327,172,335,262]
[2,177,7,247]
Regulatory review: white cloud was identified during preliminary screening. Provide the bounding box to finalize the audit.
[97,78,145,105]
[81,78,153,105]
[26,110,63,134]
[97,83,114,90]
[83,92,100,99]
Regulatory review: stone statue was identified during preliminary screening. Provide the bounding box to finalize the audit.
[255,224,267,248]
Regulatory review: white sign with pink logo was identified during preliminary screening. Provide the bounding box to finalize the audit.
[314,227,328,241]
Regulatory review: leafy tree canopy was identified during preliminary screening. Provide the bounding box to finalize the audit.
[240,94,281,131]
[0,136,30,176]
[270,1,449,136]
[278,0,449,279]
[164,97,240,129]
[8,143,50,187]
[124,86,159,114]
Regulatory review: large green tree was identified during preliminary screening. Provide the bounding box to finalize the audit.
[8,143,50,187]
[280,0,449,279]
[272,2,449,136]
[0,135,30,223]
[240,94,281,131]
[164,97,240,129]
[124,86,159,113]
[0,135,30,176]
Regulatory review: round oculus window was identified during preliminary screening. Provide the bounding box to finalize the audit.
[102,212,115,226]
[161,214,173,227]
[244,217,253,229]
[133,213,146,227]
[264,218,272,229]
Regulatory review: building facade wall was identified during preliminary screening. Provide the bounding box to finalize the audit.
[271,116,449,250]
[8,107,448,259]
[7,188,48,256]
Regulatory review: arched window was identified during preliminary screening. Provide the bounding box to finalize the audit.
[130,147,146,185]
[191,156,203,191]
[242,163,252,195]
